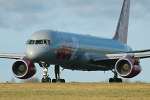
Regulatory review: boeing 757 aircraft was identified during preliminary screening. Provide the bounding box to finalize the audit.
[1,0,150,82]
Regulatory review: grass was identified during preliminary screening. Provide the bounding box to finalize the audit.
[0,82,150,100]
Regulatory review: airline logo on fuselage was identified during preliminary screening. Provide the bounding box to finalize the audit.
[56,35,73,60]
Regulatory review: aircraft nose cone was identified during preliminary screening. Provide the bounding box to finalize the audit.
[26,49,36,61]
[25,46,42,62]
[26,50,34,60]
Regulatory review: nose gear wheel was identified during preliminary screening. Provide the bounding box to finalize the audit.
[39,63,51,83]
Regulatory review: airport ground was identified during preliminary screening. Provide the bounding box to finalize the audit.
[0,82,150,100]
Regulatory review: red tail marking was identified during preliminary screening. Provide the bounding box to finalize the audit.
[113,0,130,44]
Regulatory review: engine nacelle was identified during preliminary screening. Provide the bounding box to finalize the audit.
[12,59,36,79]
[115,57,141,78]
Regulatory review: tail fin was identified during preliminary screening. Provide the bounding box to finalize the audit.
[113,0,131,44]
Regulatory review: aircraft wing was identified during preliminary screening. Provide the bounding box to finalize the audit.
[89,50,150,62]
[128,49,150,53]
[0,53,26,59]
[128,49,150,58]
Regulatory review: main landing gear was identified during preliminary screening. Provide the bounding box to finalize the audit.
[52,65,65,83]
[40,63,65,83]
[109,69,122,82]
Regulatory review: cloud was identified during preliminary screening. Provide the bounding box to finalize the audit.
[0,0,149,31]
[0,0,57,29]
[0,0,55,13]
[55,0,122,17]
[131,1,150,19]
[55,0,150,19]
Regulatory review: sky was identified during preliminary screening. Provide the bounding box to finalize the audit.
[0,0,150,83]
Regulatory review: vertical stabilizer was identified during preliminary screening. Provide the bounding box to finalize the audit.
[113,0,131,44]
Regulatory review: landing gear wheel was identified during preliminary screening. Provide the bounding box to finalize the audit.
[52,79,56,83]
[52,79,65,83]
[39,63,51,83]
[109,78,114,82]
[42,77,51,83]
[117,78,122,82]
[109,78,122,82]
[109,69,122,83]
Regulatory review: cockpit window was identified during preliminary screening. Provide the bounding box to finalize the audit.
[27,40,35,44]
[35,40,44,44]
[44,40,52,45]
[27,39,52,45]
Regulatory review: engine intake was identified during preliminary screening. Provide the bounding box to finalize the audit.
[115,57,141,78]
[12,59,36,79]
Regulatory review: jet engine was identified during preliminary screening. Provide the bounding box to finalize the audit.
[12,59,36,79]
[115,57,141,78]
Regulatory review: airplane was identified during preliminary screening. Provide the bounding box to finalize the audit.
[1,0,150,83]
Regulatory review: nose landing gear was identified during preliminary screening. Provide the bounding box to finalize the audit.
[40,63,51,83]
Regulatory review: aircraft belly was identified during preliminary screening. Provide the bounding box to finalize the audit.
[55,59,114,71]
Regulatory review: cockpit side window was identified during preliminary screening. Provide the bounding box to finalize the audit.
[44,40,52,45]
[27,40,35,44]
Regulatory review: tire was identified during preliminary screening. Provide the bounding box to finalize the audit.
[42,77,51,83]
[109,78,122,83]
[42,78,46,83]
[52,79,57,83]
[60,79,65,83]
[109,78,114,82]
[118,78,122,82]
[47,77,51,83]
[52,79,65,83]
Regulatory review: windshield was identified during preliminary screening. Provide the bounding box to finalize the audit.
[35,40,43,44]
[27,40,52,45]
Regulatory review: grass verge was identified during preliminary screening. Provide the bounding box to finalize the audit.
[0,82,150,100]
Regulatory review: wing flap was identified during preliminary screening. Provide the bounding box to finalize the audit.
[90,51,150,62]
[90,53,133,62]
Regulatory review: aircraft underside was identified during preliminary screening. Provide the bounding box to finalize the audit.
[60,60,115,71]
[38,59,119,83]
